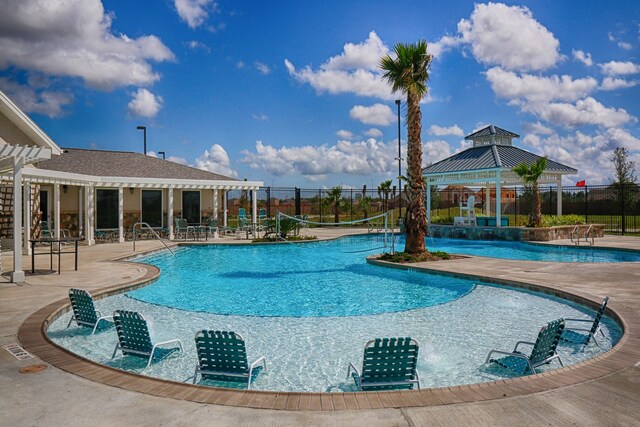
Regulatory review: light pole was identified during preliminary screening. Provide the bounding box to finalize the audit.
[395,99,402,220]
[158,151,166,160]
[136,125,147,154]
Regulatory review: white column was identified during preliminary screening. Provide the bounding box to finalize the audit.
[168,187,174,240]
[78,187,83,238]
[496,173,502,227]
[557,176,563,216]
[11,157,24,283]
[85,185,95,245]
[485,185,491,216]
[213,189,219,219]
[252,188,258,224]
[223,190,228,227]
[426,182,431,223]
[54,184,61,239]
[118,186,124,242]
[23,183,31,255]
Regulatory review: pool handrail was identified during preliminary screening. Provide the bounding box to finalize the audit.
[133,222,174,255]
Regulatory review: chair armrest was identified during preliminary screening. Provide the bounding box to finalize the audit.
[155,338,183,352]
[250,355,268,372]
[486,349,528,364]
[563,318,593,323]
[513,341,535,352]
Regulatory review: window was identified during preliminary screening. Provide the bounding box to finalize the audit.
[96,189,118,229]
[39,190,48,222]
[142,190,162,227]
[182,191,200,224]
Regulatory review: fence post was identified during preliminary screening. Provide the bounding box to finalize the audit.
[584,185,588,224]
[318,189,322,223]
[350,188,353,222]
[266,187,271,218]
[621,183,626,235]
[295,187,301,216]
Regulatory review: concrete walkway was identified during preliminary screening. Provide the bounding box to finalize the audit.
[1,233,640,426]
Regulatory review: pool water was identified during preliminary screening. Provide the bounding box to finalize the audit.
[47,235,623,392]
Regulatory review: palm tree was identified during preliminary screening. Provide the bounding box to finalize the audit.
[513,157,547,227]
[325,186,344,223]
[378,180,392,213]
[380,40,432,254]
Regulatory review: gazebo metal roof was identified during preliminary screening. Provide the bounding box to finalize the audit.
[465,125,519,139]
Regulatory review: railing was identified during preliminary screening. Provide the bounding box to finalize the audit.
[570,223,594,246]
[132,222,175,255]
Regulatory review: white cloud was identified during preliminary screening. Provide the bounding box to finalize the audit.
[365,128,383,138]
[427,124,464,137]
[0,77,73,117]
[572,49,593,66]
[423,140,451,166]
[285,31,395,100]
[194,144,238,177]
[255,62,271,75]
[0,0,175,90]
[457,3,560,71]
[522,121,554,135]
[349,103,395,126]
[618,41,633,50]
[428,35,462,59]
[236,61,245,69]
[127,88,163,118]
[251,113,268,121]
[174,0,217,29]
[524,97,635,128]
[486,67,598,104]
[599,60,640,76]
[336,130,354,140]
[600,77,638,91]
[187,40,210,52]
[240,138,402,178]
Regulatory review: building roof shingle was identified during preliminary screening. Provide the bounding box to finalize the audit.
[36,148,237,181]
[423,145,577,175]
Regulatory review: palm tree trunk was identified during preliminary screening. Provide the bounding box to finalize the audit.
[404,91,427,253]
[533,183,542,227]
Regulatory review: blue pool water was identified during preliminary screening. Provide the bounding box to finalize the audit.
[421,237,640,263]
[46,235,625,392]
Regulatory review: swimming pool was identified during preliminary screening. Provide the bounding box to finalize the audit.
[47,235,622,392]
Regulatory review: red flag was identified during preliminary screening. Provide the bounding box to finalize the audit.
[576,180,586,187]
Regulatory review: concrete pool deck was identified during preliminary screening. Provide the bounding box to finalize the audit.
[1,232,640,426]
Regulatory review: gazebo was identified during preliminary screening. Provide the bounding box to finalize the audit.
[423,125,577,227]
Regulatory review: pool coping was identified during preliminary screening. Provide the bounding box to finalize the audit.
[17,248,640,412]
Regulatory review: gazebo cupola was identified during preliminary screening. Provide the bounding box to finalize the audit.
[423,124,577,227]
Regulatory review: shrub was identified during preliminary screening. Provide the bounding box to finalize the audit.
[541,215,586,227]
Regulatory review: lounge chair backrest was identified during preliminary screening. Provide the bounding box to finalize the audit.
[113,310,153,355]
[195,330,249,376]
[238,208,247,219]
[590,297,609,336]
[175,218,188,230]
[209,219,219,228]
[361,337,419,385]
[258,208,266,219]
[69,288,98,326]
[40,221,52,238]
[529,319,565,365]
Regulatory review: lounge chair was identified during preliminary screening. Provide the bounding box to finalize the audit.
[561,297,609,348]
[174,218,194,241]
[66,288,114,334]
[111,310,183,368]
[193,330,267,389]
[258,208,267,220]
[485,318,565,375]
[40,221,52,239]
[238,208,247,221]
[346,337,421,391]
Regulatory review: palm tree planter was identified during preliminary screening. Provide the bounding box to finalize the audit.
[381,41,432,254]
[512,157,547,227]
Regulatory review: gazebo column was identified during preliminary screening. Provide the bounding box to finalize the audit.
[223,190,228,227]
[85,185,95,246]
[557,176,563,216]
[213,189,219,219]
[168,187,174,240]
[11,157,24,283]
[485,185,491,216]
[23,183,31,255]
[118,186,124,243]
[54,184,61,239]
[426,182,431,223]
[252,188,258,225]
[496,172,502,227]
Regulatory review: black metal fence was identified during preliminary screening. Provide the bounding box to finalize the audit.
[225,183,640,234]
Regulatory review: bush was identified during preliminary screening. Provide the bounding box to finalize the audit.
[378,250,450,263]
[541,215,586,227]
[430,215,454,224]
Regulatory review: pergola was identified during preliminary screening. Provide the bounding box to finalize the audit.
[423,125,577,226]
[0,91,62,282]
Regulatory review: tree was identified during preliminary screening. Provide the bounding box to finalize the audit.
[513,157,547,227]
[358,185,372,220]
[380,40,432,254]
[611,147,638,213]
[377,180,392,212]
[324,186,344,223]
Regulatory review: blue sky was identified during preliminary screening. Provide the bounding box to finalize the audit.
[0,0,638,188]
